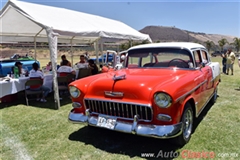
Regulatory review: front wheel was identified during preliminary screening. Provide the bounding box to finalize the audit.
[173,103,194,147]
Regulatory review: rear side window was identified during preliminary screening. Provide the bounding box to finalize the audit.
[201,50,209,63]
[192,50,201,67]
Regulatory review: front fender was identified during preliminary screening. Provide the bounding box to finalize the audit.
[179,96,195,120]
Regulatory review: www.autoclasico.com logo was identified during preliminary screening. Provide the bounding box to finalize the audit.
[156,150,180,158]
[141,150,179,159]
[141,150,238,159]
[141,150,216,159]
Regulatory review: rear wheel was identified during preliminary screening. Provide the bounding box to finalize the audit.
[174,103,194,146]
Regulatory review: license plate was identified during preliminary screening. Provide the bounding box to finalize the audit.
[96,115,116,130]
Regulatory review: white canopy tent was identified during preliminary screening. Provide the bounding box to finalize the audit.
[0,0,152,43]
[0,0,152,109]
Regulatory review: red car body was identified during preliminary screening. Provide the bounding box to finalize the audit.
[68,42,221,145]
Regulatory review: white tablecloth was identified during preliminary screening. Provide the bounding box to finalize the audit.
[0,74,53,98]
[43,74,53,92]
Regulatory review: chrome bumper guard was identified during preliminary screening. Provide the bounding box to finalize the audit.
[69,109,182,138]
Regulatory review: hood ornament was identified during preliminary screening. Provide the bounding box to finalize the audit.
[112,74,126,81]
[104,91,124,97]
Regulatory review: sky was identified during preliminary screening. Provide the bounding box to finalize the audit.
[1,0,240,37]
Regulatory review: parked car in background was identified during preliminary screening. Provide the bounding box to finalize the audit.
[90,52,114,63]
[68,42,221,146]
[100,50,127,73]
[0,55,40,76]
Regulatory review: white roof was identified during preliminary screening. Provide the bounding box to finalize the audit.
[0,0,152,44]
[129,42,206,51]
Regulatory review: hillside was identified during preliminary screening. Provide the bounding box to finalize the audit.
[140,26,236,46]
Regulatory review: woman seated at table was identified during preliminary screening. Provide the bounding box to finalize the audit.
[12,61,23,77]
[46,61,52,71]
[76,55,89,68]
[88,59,98,75]
[29,62,50,103]
[58,60,76,83]
[57,60,76,76]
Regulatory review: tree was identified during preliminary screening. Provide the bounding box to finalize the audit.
[218,38,229,51]
[141,40,150,44]
[230,37,240,53]
[204,40,215,53]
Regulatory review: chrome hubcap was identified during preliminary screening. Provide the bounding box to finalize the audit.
[183,109,193,140]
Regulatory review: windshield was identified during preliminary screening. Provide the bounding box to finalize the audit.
[126,48,194,69]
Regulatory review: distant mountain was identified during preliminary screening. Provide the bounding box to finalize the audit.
[139,26,236,47]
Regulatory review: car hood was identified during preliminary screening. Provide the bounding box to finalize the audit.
[82,68,190,103]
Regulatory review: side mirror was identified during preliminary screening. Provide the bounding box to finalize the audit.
[200,62,206,68]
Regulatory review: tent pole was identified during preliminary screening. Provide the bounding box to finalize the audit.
[100,39,103,57]
[94,38,100,64]
[34,28,44,60]
[34,38,36,60]
[46,27,60,109]
[96,41,99,64]
[130,39,133,64]
[70,36,75,66]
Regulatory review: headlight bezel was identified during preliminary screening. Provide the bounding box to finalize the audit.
[69,86,81,98]
[154,92,172,108]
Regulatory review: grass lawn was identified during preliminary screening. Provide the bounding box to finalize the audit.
[1,57,240,160]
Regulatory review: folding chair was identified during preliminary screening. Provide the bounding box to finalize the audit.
[25,79,43,106]
[59,72,75,83]
[57,76,69,99]
[77,68,91,79]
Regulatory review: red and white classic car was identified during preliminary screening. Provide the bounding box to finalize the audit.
[68,42,221,146]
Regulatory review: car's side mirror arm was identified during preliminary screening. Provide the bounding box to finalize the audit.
[200,62,206,68]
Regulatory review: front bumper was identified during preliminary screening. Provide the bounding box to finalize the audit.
[68,109,182,139]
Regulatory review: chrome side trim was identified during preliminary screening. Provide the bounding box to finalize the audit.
[176,80,207,102]
[68,111,182,139]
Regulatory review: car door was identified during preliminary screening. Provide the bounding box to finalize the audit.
[200,50,214,103]
[192,50,208,113]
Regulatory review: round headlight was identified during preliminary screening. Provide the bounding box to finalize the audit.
[69,86,81,98]
[154,92,172,108]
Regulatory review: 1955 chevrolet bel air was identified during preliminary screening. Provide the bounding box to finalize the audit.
[68,42,221,146]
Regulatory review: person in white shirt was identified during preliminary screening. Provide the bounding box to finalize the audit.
[226,49,235,75]
[57,60,76,75]
[29,62,50,102]
[60,55,71,67]
[76,55,89,69]
[114,54,126,70]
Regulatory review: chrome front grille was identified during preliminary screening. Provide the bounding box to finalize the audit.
[84,99,152,121]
